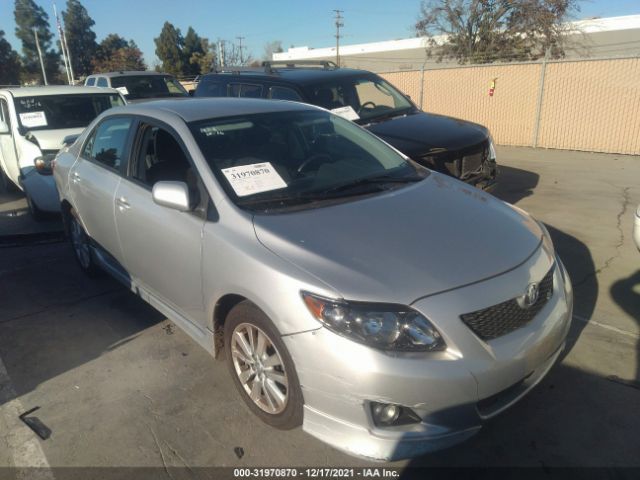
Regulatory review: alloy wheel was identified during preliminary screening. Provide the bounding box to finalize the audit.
[230,323,289,415]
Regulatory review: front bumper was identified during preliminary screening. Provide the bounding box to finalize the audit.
[283,252,572,461]
[20,167,60,213]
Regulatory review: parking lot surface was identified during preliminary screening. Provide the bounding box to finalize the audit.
[1,146,639,472]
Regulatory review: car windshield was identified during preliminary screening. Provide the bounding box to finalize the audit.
[110,75,188,99]
[14,93,125,132]
[189,109,427,211]
[302,76,414,123]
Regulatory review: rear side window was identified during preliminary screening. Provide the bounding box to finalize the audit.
[96,77,108,87]
[229,83,263,98]
[83,117,132,171]
[267,86,302,101]
[195,79,225,97]
[85,77,95,86]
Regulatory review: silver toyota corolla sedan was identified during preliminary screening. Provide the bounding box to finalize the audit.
[50,98,573,461]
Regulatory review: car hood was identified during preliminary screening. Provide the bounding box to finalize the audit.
[365,111,488,157]
[25,128,85,151]
[253,173,543,305]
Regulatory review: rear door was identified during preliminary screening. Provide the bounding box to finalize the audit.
[113,119,207,326]
[70,116,134,265]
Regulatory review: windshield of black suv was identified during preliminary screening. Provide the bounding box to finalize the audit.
[14,94,125,132]
[302,75,415,123]
[190,109,428,211]
[110,75,188,100]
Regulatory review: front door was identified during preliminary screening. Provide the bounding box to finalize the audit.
[0,98,19,186]
[70,116,133,265]
[114,121,206,326]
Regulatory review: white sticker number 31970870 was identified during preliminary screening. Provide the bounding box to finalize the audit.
[221,162,287,197]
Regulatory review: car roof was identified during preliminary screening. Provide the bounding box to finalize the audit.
[107,97,321,123]
[1,85,122,97]
[201,67,376,86]
[87,71,175,78]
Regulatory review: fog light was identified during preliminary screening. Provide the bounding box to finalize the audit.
[370,402,421,427]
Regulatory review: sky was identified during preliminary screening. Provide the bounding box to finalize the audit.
[1,0,639,68]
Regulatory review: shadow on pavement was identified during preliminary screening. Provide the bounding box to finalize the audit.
[610,271,640,381]
[492,165,539,205]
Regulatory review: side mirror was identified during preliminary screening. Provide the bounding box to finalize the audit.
[62,134,80,147]
[188,90,195,97]
[152,181,192,212]
[0,120,9,134]
[34,155,54,175]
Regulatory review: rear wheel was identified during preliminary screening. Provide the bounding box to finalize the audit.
[69,211,100,276]
[224,301,303,430]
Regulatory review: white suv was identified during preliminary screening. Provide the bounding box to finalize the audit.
[0,86,125,218]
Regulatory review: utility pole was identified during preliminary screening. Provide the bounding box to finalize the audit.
[53,2,71,84]
[333,9,343,67]
[33,28,48,85]
[62,27,74,84]
[219,40,226,68]
[236,36,245,64]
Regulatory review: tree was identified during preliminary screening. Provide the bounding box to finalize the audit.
[0,31,22,85]
[188,37,216,74]
[154,22,184,76]
[14,0,61,83]
[182,27,205,76]
[263,40,283,61]
[414,0,580,63]
[91,38,146,73]
[62,0,98,76]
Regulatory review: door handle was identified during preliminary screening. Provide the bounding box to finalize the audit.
[71,172,81,183]
[115,196,130,210]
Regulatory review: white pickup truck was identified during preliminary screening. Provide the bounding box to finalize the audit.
[0,85,125,218]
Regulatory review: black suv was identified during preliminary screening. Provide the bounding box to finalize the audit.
[194,61,498,189]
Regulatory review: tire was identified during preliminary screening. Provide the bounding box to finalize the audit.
[224,301,304,430]
[68,210,100,277]
[0,166,18,193]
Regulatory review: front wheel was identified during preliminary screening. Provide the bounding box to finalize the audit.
[224,301,304,430]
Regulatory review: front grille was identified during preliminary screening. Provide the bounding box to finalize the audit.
[460,266,555,341]
[418,140,488,181]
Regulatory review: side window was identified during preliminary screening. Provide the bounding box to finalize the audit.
[195,80,225,97]
[229,83,263,98]
[132,124,193,188]
[267,86,302,101]
[82,117,132,170]
[0,99,11,130]
[96,77,108,87]
[85,77,95,86]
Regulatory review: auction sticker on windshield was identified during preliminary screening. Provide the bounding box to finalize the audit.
[222,162,287,197]
[19,111,48,128]
[331,106,360,121]
[116,87,129,96]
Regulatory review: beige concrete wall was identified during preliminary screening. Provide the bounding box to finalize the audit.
[380,57,640,155]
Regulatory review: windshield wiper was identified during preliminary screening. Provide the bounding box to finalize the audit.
[315,174,423,195]
[361,107,415,125]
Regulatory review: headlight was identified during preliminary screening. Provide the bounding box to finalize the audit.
[488,135,497,162]
[301,292,446,352]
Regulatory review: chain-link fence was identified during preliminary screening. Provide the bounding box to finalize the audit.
[379,56,640,155]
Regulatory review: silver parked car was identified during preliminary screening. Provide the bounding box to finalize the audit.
[51,98,573,461]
